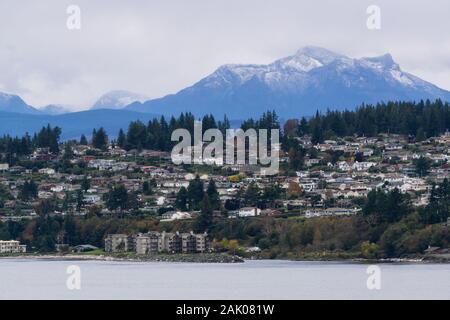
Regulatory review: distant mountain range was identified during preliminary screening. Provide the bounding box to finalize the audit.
[1,46,450,137]
[40,104,73,115]
[126,46,450,118]
[0,109,160,140]
[0,92,41,115]
[91,90,148,110]
[0,90,149,115]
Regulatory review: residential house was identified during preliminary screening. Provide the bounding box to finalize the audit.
[237,207,261,217]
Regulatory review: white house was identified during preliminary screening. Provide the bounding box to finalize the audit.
[39,168,56,175]
[337,161,352,171]
[160,211,192,221]
[156,196,166,206]
[353,162,376,171]
[238,207,261,217]
[305,207,359,218]
[84,194,102,204]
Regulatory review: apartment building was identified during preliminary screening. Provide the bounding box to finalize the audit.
[135,232,160,255]
[104,234,134,252]
[106,231,210,254]
[159,231,182,253]
[181,232,196,253]
[195,233,210,253]
[0,240,26,254]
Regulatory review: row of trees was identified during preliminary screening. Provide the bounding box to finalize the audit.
[420,179,450,224]
[362,182,449,225]
[115,111,283,152]
[0,125,61,158]
[286,99,450,143]
[116,112,233,151]
[175,176,221,212]
[1,205,446,256]
[2,100,450,161]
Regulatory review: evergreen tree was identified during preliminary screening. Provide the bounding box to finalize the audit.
[62,142,74,160]
[62,192,71,212]
[19,180,38,201]
[187,175,204,211]
[420,179,450,223]
[195,194,213,232]
[104,184,131,217]
[35,125,61,153]
[415,156,431,177]
[92,127,108,150]
[117,129,127,149]
[175,186,188,211]
[142,180,154,195]
[288,147,304,171]
[244,182,260,206]
[206,179,220,210]
[81,175,90,192]
[76,189,84,212]
[126,121,147,150]
[79,134,88,145]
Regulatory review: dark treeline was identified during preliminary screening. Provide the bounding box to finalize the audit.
[289,99,450,144]
[116,111,279,151]
[0,111,280,163]
[114,99,450,151]
[0,125,61,159]
[3,100,450,159]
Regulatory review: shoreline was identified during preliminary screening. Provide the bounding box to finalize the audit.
[0,253,245,263]
[1,253,449,264]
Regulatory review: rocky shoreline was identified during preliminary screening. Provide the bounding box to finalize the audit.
[0,252,245,263]
[2,252,449,264]
[244,251,450,264]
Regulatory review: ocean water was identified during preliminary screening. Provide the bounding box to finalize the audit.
[0,259,448,299]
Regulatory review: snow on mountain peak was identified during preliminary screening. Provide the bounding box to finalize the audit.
[295,46,346,64]
[92,90,149,110]
[276,54,323,72]
[127,46,450,119]
[360,53,397,70]
[39,104,73,115]
[0,91,41,114]
[193,46,443,98]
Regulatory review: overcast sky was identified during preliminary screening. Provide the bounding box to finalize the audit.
[0,0,449,110]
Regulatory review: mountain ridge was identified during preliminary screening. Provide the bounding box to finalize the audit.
[1,46,450,128]
[0,109,161,140]
[0,92,41,114]
[125,46,450,118]
[91,90,149,110]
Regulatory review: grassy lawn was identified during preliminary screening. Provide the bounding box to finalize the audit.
[74,248,105,255]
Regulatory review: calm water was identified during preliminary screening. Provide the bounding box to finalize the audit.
[0,259,449,299]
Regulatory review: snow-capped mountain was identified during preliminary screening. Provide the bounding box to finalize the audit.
[39,104,72,115]
[126,46,450,119]
[91,90,148,110]
[0,92,40,114]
